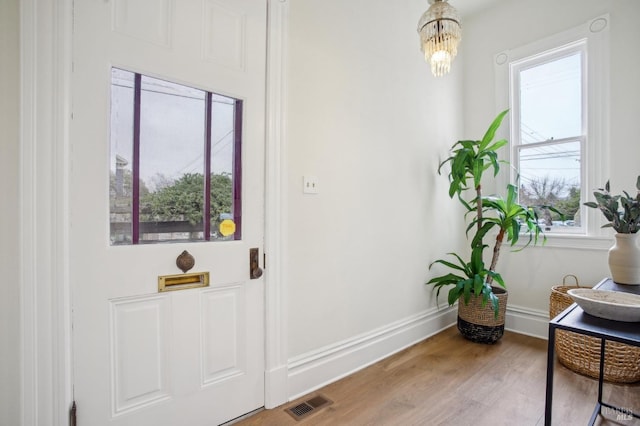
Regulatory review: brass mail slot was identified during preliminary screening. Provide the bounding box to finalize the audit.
[158,272,210,292]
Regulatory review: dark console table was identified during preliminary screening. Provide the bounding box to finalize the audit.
[544,277,640,425]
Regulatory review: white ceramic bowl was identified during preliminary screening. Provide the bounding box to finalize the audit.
[567,289,640,322]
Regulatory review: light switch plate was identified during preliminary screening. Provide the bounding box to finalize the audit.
[303,176,319,194]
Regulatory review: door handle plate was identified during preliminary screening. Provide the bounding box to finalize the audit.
[249,248,263,279]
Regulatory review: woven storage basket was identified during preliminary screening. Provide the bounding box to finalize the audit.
[458,287,508,344]
[549,275,640,383]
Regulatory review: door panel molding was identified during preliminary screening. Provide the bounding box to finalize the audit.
[112,0,173,47]
[202,0,246,70]
[200,286,245,385]
[110,296,172,416]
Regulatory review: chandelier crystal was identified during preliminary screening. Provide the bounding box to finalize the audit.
[417,0,461,77]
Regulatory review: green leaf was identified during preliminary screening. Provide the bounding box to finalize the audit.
[448,286,462,306]
[462,280,471,304]
[473,159,484,189]
[470,222,495,248]
[486,150,501,176]
[506,184,517,206]
[484,139,508,153]
[429,258,466,273]
[473,275,483,297]
[479,109,509,150]
[426,273,464,286]
[470,245,486,273]
[488,271,505,288]
[490,292,500,318]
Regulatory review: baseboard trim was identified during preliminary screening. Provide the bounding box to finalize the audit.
[505,304,549,340]
[264,365,289,409]
[286,306,457,400]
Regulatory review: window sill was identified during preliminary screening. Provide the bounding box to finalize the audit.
[527,233,613,251]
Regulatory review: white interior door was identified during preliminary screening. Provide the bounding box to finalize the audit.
[71,1,266,425]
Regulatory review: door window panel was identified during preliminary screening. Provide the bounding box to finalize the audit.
[109,68,241,245]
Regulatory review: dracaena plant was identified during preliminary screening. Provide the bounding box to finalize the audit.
[584,177,640,234]
[427,110,546,317]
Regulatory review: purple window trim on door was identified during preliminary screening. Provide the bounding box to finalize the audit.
[233,100,243,240]
[132,73,142,244]
[204,92,213,241]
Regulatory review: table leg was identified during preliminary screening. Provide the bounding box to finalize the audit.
[544,325,556,426]
[598,338,606,404]
[588,338,607,426]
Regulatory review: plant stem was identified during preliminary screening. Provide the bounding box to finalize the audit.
[476,184,483,238]
[487,228,505,285]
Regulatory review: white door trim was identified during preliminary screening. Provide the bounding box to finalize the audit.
[264,0,289,409]
[20,0,73,424]
[19,0,289,423]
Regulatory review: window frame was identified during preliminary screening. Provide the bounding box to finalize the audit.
[494,14,611,249]
[510,41,586,235]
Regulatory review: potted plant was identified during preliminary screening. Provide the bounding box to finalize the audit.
[584,177,640,284]
[427,110,546,343]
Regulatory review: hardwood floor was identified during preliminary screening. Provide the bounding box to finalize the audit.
[235,327,639,426]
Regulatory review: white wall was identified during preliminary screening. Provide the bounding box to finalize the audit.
[286,0,465,360]
[462,0,640,312]
[0,0,21,424]
[284,0,640,397]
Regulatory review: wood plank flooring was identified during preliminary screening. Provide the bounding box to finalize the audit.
[234,327,639,426]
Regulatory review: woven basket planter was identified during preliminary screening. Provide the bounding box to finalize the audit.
[549,275,640,383]
[457,287,508,344]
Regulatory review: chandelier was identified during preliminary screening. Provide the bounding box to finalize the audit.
[417,0,462,77]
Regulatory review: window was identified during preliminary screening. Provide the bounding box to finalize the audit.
[110,68,242,245]
[511,44,585,233]
[495,15,610,245]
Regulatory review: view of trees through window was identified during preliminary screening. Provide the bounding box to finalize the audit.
[110,68,241,244]
[513,47,584,232]
[518,174,581,228]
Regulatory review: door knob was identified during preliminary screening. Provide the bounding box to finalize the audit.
[249,248,263,279]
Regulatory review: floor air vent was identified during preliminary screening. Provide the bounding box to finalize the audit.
[285,395,333,421]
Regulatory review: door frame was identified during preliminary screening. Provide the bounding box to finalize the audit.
[19,0,289,424]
